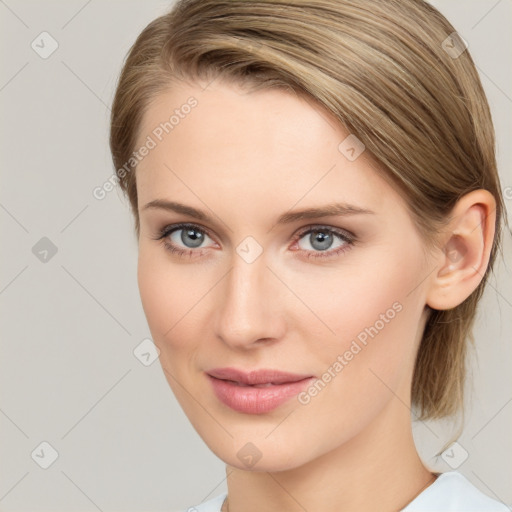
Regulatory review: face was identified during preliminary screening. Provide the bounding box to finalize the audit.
[135,78,433,472]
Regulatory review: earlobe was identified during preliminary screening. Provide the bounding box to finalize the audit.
[426,190,496,311]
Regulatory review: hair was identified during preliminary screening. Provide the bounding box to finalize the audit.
[110,0,505,421]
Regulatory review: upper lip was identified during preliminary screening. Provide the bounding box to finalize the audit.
[207,367,314,385]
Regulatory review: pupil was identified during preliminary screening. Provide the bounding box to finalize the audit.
[311,231,332,251]
[182,228,204,248]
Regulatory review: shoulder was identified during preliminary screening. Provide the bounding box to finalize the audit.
[178,492,227,512]
[403,471,508,511]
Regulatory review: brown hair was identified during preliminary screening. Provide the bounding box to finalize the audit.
[109,0,505,420]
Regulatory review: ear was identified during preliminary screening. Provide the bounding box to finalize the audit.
[426,189,496,311]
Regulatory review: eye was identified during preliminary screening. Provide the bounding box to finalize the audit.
[154,223,216,258]
[292,225,354,259]
[154,223,355,260]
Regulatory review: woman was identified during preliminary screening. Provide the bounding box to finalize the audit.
[109,0,508,510]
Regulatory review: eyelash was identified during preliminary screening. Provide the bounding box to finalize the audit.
[153,222,355,260]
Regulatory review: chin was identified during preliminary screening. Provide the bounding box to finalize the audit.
[198,430,318,473]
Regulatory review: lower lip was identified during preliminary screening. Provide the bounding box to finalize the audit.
[207,374,316,414]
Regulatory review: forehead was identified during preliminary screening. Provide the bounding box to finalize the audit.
[135,79,402,218]
[137,78,339,151]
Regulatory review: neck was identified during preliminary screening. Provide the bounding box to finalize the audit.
[223,399,434,512]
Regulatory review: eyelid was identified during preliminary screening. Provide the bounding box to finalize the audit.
[293,223,355,242]
[154,222,356,258]
[155,222,217,243]
[155,223,354,245]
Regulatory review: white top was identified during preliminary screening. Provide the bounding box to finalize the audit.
[180,471,508,511]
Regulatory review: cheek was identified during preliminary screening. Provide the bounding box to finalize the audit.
[288,268,423,454]
[137,247,208,413]
[293,246,425,398]
[137,247,197,349]
[137,249,170,337]
[294,249,421,343]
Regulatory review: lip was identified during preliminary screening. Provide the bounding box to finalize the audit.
[206,367,315,414]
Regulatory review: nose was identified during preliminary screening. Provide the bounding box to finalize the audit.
[213,254,286,349]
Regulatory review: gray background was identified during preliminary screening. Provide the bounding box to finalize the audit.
[0,1,511,511]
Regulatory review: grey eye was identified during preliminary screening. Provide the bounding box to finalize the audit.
[173,227,207,248]
[308,230,333,251]
[297,229,347,252]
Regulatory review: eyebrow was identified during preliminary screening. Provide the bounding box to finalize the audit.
[142,199,374,224]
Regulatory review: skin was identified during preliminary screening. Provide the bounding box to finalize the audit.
[134,78,496,512]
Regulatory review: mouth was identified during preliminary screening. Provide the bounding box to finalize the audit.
[206,367,314,386]
[206,367,315,414]
[222,380,283,388]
